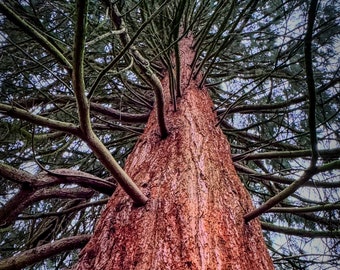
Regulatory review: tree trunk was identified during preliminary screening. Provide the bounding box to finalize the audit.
[74,36,274,270]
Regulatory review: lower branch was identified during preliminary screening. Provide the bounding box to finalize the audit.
[81,129,148,205]
[1,187,94,228]
[244,167,316,222]
[0,235,91,270]
[235,162,340,188]
[0,103,79,135]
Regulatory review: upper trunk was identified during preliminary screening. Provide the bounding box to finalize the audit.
[74,35,274,270]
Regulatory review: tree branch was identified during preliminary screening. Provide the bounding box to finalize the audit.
[217,96,305,114]
[69,0,148,205]
[233,148,340,161]
[261,222,340,238]
[73,0,91,133]
[90,102,150,123]
[80,129,148,205]
[0,163,36,186]
[0,189,34,228]
[222,120,303,151]
[0,2,72,70]
[107,3,169,138]
[304,0,319,166]
[0,103,79,135]
[244,0,321,223]
[244,167,318,222]
[267,203,340,213]
[37,169,116,195]
[0,187,94,228]
[19,199,109,219]
[13,94,150,123]
[315,160,340,173]
[0,235,91,270]
[235,162,340,188]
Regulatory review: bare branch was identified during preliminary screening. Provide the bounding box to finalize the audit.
[0,187,94,228]
[261,222,340,238]
[0,163,36,186]
[73,0,91,133]
[85,28,126,46]
[235,163,340,188]
[90,102,150,123]
[37,169,116,195]
[315,160,340,173]
[244,167,317,222]
[0,235,91,270]
[304,0,319,166]
[233,148,340,161]
[0,103,80,135]
[267,203,340,213]
[80,129,148,205]
[19,199,109,219]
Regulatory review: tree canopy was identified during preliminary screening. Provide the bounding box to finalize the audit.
[0,0,339,269]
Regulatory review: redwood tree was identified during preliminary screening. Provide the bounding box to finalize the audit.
[74,34,273,269]
[0,0,339,269]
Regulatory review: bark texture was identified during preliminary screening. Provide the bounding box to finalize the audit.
[74,36,274,270]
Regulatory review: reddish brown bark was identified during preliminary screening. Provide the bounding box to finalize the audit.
[74,36,274,270]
